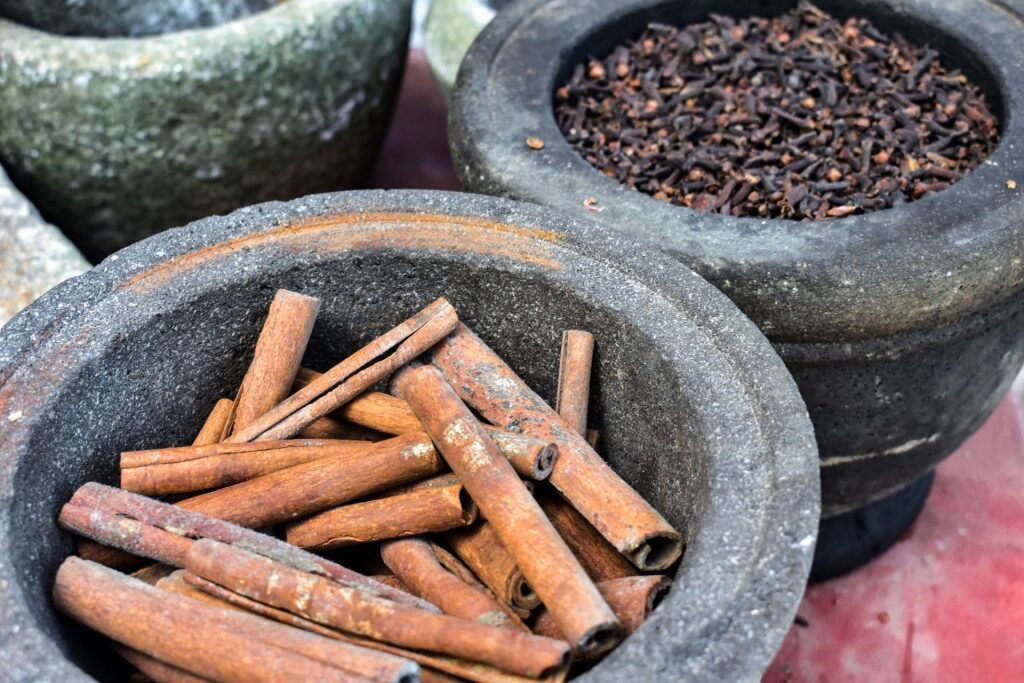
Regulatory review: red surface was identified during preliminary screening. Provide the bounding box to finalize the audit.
[378,51,1024,682]
[764,395,1024,682]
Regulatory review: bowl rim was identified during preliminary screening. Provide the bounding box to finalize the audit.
[448,0,1024,343]
[0,189,819,682]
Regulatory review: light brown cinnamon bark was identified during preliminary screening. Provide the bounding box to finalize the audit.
[227,298,458,443]
[62,482,434,611]
[555,330,595,435]
[392,363,621,658]
[117,648,211,683]
[444,522,538,611]
[585,429,600,448]
[53,557,378,683]
[286,477,477,550]
[174,432,445,529]
[430,324,682,571]
[186,539,571,679]
[531,575,671,657]
[299,416,385,441]
[535,488,635,582]
[193,399,235,447]
[183,573,566,683]
[131,563,176,586]
[120,440,376,496]
[230,289,320,435]
[380,538,523,630]
[154,570,420,683]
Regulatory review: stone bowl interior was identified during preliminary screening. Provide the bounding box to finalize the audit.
[0,191,817,682]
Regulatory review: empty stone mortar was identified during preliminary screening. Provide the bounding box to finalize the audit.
[0,0,412,261]
[0,190,819,681]
[448,0,1024,578]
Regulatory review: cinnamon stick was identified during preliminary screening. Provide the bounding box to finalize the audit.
[230,289,320,435]
[193,399,235,447]
[555,330,594,435]
[430,324,682,571]
[380,538,523,630]
[53,557,381,683]
[183,572,566,683]
[174,431,445,529]
[444,522,538,611]
[226,297,458,443]
[154,570,420,683]
[62,483,435,611]
[294,375,559,480]
[531,575,671,656]
[535,488,635,582]
[286,476,477,550]
[186,539,571,679]
[121,440,377,496]
[392,363,621,658]
[117,647,211,683]
[299,416,386,441]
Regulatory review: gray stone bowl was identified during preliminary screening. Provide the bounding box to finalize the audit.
[0,0,412,261]
[0,190,819,682]
[423,0,506,97]
[448,0,1024,575]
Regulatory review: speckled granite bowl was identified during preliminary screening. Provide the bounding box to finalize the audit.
[449,0,1024,577]
[0,0,412,261]
[0,0,273,38]
[0,190,818,682]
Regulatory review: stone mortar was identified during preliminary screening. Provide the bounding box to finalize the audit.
[0,163,89,328]
[448,0,1024,519]
[423,0,506,98]
[0,0,275,38]
[0,190,819,682]
[0,0,412,261]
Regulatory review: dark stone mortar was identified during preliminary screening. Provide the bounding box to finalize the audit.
[0,0,411,261]
[0,190,819,682]
[448,0,1024,521]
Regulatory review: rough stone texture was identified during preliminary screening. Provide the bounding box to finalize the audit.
[423,0,501,97]
[0,0,274,38]
[0,190,818,682]
[0,0,412,261]
[0,164,89,328]
[448,0,1024,517]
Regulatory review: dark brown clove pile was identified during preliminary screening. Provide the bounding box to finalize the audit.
[554,1,1000,220]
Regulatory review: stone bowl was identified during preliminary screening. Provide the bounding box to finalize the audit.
[0,0,412,261]
[448,0,1024,577]
[423,0,506,98]
[0,190,819,682]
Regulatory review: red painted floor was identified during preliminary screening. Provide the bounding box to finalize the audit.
[380,50,1024,683]
[764,395,1024,682]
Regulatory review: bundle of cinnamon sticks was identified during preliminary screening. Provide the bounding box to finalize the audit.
[54,290,684,683]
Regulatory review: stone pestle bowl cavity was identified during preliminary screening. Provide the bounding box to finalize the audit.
[0,191,819,682]
[448,0,1024,578]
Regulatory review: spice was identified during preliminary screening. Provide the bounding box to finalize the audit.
[554,1,999,219]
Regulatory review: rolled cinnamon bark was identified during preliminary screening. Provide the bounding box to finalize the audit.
[380,538,523,630]
[117,648,211,683]
[230,289,320,435]
[393,364,621,658]
[295,375,558,480]
[53,557,378,683]
[227,298,458,443]
[62,483,434,611]
[186,539,571,680]
[444,522,538,611]
[299,416,385,441]
[193,399,235,447]
[174,431,445,529]
[430,324,682,571]
[131,563,176,586]
[531,575,671,657]
[535,488,635,582]
[154,570,420,683]
[120,440,376,496]
[555,330,595,435]
[286,477,477,550]
[183,573,566,683]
